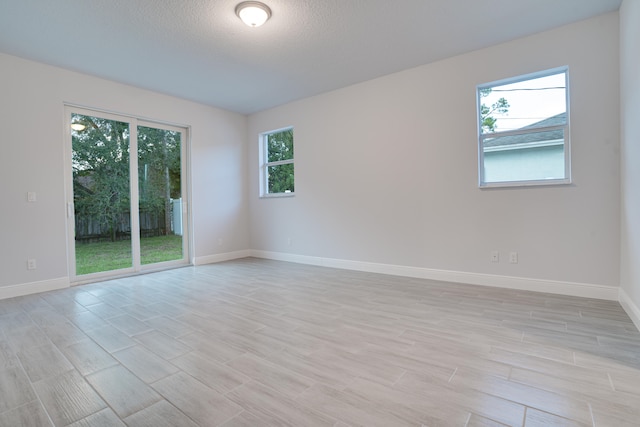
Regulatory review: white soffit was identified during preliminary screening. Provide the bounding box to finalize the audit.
[0,0,622,114]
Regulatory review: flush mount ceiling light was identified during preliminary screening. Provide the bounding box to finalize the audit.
[235,1,271,27]
[70,122,86,131]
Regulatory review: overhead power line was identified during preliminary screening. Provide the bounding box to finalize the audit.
[492,87,565,92]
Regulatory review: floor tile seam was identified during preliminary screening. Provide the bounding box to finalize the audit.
[494,376,597,423]
[122,398,200,427]
[0,397,54,426]
[111,346,181,384]
[33,369,110,426]
[17,339,76,383]
[295,379,414,427]
[3,325,53,354]
[479,409,524,427]
[86,368,163,420]
[514,366,614,391]
[467,398,525,427]
[595,334,640,350]
[606,372,615,391]
[67,406,117,427]
[382,366,408,387]
[82,328,134,354]
[298,384,428,427]
[587,402,596,427]
[526,406,597,427]
[512,357,614,385]
[151,366,245,410]
[510,375,626,406]
[489,347,612,375]
[435,391,526,427]
[489,342,561,360]
[86,358,152,391]
[228,380,338,426]
[449,364,591,415]
[222,350,320,386]
[218,373,253,396]
[130,330,193,360]
[216,410,251,427]
[447,367,458,383]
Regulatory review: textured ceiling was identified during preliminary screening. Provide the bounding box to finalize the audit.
[0,0,622,114]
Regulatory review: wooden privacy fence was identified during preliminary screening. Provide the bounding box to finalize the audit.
[74,198,183,242]
[75,211,165,242]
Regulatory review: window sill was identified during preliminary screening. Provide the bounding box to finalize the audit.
[479,178,572,189]
[260,192,295,199]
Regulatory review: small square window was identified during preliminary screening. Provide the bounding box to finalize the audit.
[260,127,294,196]
[477,68,570,187]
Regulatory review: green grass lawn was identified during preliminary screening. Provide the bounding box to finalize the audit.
[75,234,183,275]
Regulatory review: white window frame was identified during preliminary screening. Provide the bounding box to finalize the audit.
[477,67,571,188]
[259,126,295,198]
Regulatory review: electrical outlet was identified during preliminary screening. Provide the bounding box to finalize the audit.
[287,237,292,246]
[27,259,37,270]
[490,251,499,263]
[218,238,223,246]
[27,192,36,202]
[509,251,518,264]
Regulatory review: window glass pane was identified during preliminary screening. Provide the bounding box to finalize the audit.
[478,68,569,186]
[483,129,566,183]
[267,163,294,193]
[267,129,294,162]
[137,125,183,265]
[480,72,566,134]
[71,113,132,275]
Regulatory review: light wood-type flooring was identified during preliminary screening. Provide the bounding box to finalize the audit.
[1,258,639,426]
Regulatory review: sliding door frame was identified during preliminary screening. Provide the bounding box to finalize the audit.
[63,104,192,284]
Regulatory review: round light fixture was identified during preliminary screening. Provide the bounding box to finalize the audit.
[70,122,86,131]
[235,1,271,27]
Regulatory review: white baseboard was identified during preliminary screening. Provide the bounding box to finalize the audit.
[250,250,619,301]
[0,252,623,306]
[0,277,69,300]
[194,250,252,266]
[0,250,250,300]
[619,288,640,331]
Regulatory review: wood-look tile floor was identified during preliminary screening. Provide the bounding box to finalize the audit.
[1,258,639,426]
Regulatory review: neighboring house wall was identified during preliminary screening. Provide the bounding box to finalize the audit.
[484,145,565,183]
[249,13,620,291]
[620,0,640,327]
[0,52,249,295]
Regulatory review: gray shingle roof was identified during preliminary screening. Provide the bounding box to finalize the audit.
[484,112,566,148]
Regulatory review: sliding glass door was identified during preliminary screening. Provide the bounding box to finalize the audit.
[137,125,184,265]
[66,107,189,281]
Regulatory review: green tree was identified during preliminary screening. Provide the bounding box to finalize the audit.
[267,129,294,193]
[138,126,181,235]
[479,88,510,133]
[72,115,130,242]
[72,115,181,240]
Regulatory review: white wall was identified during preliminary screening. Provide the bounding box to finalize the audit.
[248,13,620,294]
[619,0,640,327]
[0,12,625,302]
[0,53,249,295]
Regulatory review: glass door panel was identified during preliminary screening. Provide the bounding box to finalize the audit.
[67,107,189,281]
[71,113,133,275]
[137,125,183,265]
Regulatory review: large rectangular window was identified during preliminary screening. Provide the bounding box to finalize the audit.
[477,67,570,187]
[260,127,294,196]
